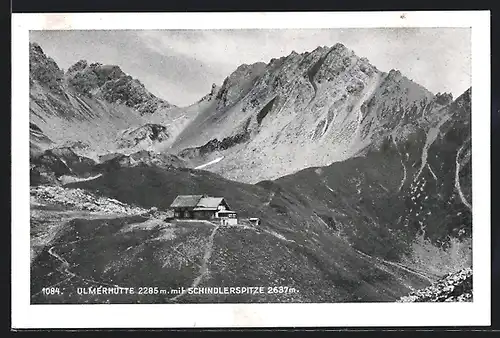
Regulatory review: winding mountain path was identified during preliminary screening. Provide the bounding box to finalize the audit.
[169,224,220,302]
[353,248,435,284]
[32,241,125,299]
[47,245,123,288]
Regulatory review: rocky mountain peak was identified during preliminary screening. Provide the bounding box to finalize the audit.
[62,58,176,114]
[172,42,471,186]
[29,43,177,115]
[29,42,64,93]
[215,61,267,111]
[332,42,347,50]
[30,42,44,54]
[207,82,220,98]
[387,69,403,80]
[310,45,328,54]
[195,83,221,104]
[67,59,88,73]
[434,92,454,105]
[28,42,201,160]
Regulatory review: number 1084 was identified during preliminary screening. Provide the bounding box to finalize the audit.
[41,287,61,295]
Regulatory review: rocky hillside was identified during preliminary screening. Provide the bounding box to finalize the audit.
[170,43,459,184]
[116,124,171,149]
[30,144,186,186]
[64,60,175,115]
[397,268,472,302]
[30,146,99,186]
[95,150,187,173]
[31,185,149,215]
[29,43,205,159]
[30,122,54,157]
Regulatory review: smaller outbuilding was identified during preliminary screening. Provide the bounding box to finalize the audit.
[249,217,261,226]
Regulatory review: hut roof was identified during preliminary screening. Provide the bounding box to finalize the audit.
[197,197,225,209]
[170,195,204,208]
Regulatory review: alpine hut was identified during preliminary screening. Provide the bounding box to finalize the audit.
[169,194,238,225]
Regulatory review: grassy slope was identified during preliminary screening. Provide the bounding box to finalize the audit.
[30,165,433,303]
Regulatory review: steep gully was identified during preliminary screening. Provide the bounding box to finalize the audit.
[455,138,472,211]
[306,47,337,105]
[427,164,438,181]
[415,113,451,180]
[349,72,382,143]
[392,136,407,192]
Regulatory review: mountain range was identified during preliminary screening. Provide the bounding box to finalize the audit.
[29,41,472,303]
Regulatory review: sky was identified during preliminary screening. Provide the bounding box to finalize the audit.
[30,28,471,107]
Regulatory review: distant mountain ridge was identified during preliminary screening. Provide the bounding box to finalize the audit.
[29,42,207,161]
[30,43,177,113]
[169,43,461,184]
[64,59,176,114]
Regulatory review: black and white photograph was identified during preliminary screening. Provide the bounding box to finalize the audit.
[12,11,491,328]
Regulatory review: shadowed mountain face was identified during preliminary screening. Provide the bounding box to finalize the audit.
[275,89,472,276]
[29,41,472,304]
